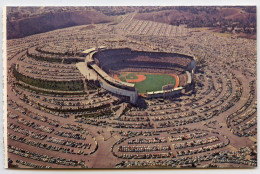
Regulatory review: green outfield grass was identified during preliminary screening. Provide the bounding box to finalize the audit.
[118,73,176,93]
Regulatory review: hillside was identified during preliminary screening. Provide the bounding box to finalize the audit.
[135,7,255,25]
[7,10,113,39]
[6,6,256,39]
[134,7,256,37]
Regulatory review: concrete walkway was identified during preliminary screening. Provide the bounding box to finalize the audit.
[76,62,97,80]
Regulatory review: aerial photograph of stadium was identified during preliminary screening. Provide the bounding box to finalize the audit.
[4,6,257,169]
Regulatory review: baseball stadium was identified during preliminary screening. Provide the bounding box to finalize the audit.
[80,47,196,104]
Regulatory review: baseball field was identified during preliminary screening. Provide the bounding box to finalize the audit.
[115,72,178,93]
